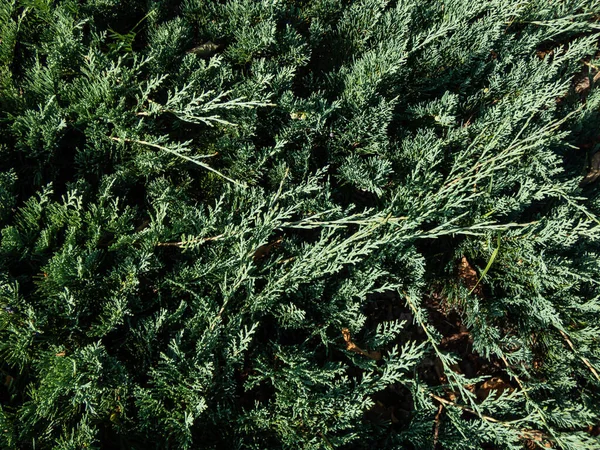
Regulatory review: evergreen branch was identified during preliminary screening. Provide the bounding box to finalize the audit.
[270,167,290,207]
[413,220,538,239]
[148,87,276,127]
[3,1,599,447]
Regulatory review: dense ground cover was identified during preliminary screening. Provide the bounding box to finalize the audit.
[1,0,600,448]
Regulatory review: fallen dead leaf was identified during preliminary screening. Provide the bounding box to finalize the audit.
[581,151,600,186]
[341,328,381,360]
[366,401,400,424]
[4,375,14,387]
[440,330,471,346]
[525,440,537,450]
[575,75,591,95]
[574,69,600,94]
[253,237,283,262]
[536,49,554,60]
[458,256,483,297]
[187,41,222,57]
[476,376,513,401]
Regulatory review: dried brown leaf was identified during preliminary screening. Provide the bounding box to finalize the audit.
[580,151,600,186]
[253,237,283,262]
[476,376,513,401]
[575,75,591,95]
[187,41,222,57]
[341,328,381,360]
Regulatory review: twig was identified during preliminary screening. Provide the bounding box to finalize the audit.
[277,256,296,265]
[282,214,408,229]
[429,393,547,442]
[557,328,600,381]
[583,60,600,71]
[157,233,226,247]
[110,136,244,187]
[433,403,444,448]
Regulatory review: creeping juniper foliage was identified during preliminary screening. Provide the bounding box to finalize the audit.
[1,0,600,449]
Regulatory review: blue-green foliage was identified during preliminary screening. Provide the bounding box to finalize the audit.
[1,0,600,448]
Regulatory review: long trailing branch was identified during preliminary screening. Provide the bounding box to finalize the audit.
[155,213,538,248]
